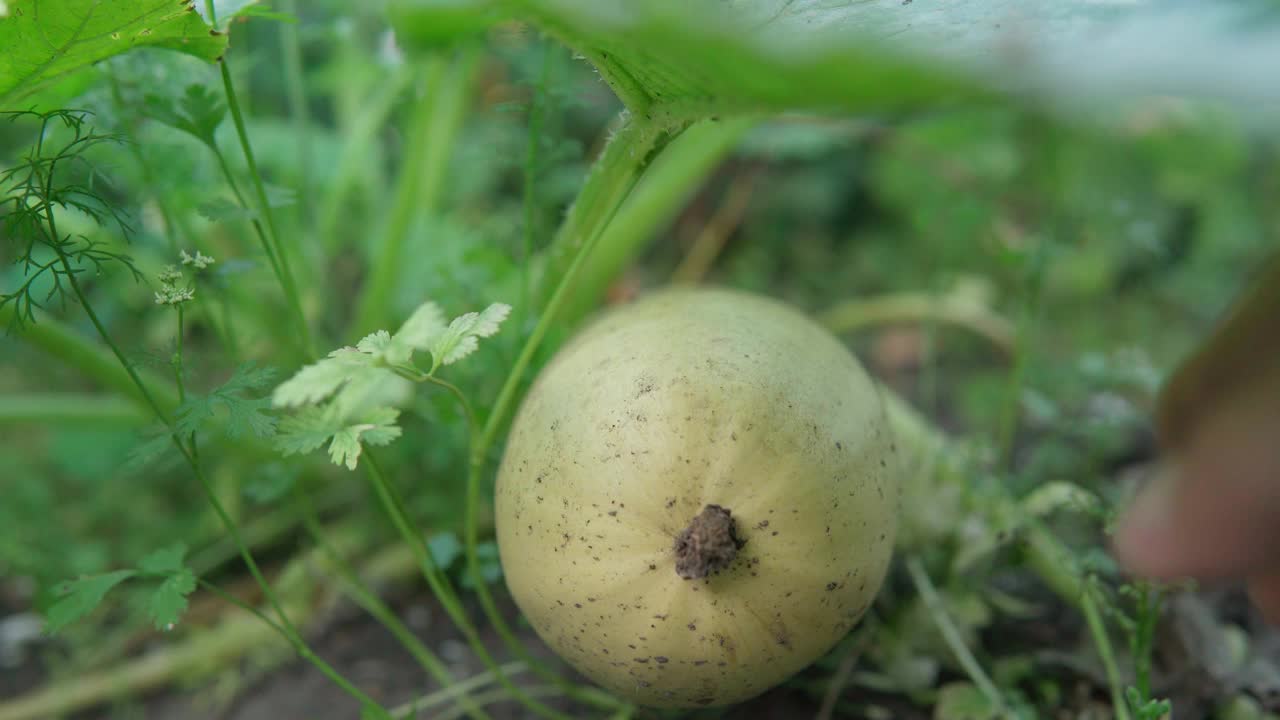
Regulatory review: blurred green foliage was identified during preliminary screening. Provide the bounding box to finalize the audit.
[0,1,1276,717]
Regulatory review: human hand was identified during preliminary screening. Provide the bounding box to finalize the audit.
[1112,255,1280,623]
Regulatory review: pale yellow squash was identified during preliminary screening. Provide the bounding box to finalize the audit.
[495,287,900,708]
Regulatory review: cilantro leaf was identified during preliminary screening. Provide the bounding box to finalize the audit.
[143,84,226,150]
[275,406,343,456]
[356,330,394,355]
[272,348,376,408]
[44,570,137,635]
[125,424,180,473]
[226,396,276,439]
[218,361,279,394]
[276,406,401,470]
[176,362,279,439]
[147,569,196,631]
[271,345,411,418]
[137,545,197,631]
[327,408,402,470]
[393,302,447,350]
[137,543,188,575]
[429,303,512,368]
[197,197,255,223]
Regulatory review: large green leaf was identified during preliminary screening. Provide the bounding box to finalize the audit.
[0,0,227,108]
[503,0,1280,123]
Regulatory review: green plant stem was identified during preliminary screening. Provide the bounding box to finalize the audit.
[353,48,479,336]
[552,116,754,328]
[50,246,321,701]
[278,0,312,223]
[420,374,622,712]
[482,113,676,456]
[106,73,182,255]
[390,662,528,720]
[174,305,186,403]
[319,64,414,253]
[44,236,169,427]
[359,452,572,720]
[437,686,563,720]
[37,111,366,710]
[519,42,553,331]
[208,141,300,356]
[818,290,1016,356]
[536,113,682,312]
[453,116,676,717]
[1081,580,1132,720]
[904,556,1010,719]
[187,480,361,576]
[2,303,283,458]
[293,486,491,720]
[218,58,315,357]
[194,579,387,712]
[1130,585,1162,699]
[0,394,147,426]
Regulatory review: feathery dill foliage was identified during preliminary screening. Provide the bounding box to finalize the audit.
[0,109,141,330]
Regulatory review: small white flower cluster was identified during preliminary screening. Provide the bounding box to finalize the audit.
[156,251,215,306]
[155,264,194,306]
[180,249,216,270]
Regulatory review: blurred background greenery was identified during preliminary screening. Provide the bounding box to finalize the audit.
[1,2,1277,718]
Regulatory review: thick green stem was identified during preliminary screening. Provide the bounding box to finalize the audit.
[551,116,755,328]
[482,113,678,456]
[453,114,676,716]
[536,112,684,311]
[353,48,479,336]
